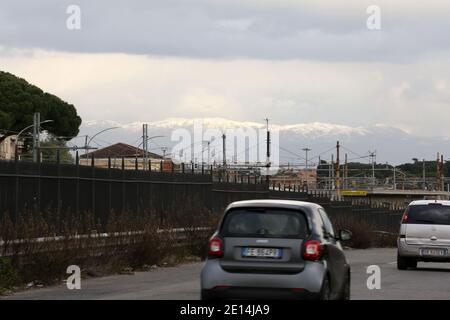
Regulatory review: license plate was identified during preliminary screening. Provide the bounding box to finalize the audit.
[420,248,448,257]
[242,247,282,259]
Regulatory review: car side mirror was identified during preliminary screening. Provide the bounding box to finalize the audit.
[339,229,352,241]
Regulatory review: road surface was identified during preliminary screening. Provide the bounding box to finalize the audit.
[3,248,450,300]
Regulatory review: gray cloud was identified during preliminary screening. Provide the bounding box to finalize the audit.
[1,0,450,61]
[2,1,450,141]
[3,51,450,137]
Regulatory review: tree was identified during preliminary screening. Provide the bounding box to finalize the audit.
[0,71,82,146]
[40,136,74,163]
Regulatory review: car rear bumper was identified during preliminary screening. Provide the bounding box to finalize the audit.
[200,258,326,299]
[398,238,450,261]
[201,287,320,300]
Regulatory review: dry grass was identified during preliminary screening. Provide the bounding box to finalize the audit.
[0,209,220,292]
[332,215,397,249]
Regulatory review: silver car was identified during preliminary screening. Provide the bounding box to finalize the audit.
[200,200,352,300]
[397,200,450,270]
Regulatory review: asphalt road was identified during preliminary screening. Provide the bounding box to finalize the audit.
[3,248,450,300]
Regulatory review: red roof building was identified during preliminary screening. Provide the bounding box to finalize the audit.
[81,142,163,159]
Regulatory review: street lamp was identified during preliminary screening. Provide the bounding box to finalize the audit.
[16,120,54,139]
[137,135,165,149]
[15,119,54,160]
[86,127,120,151]
[136,135,165,170]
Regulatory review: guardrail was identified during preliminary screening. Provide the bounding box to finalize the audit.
[0,227,212,258]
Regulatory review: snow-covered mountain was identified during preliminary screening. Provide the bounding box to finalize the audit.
[72,118,450,165]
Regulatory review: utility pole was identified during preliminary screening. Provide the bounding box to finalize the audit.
[344,153,348,189]
[331,154,335,190]
[142,124,148,170]
[328,158,331,190]
[32,112,37,162]
[17,118,53,162]
[369,151,376,190]
[265,118,271,171]
[200,140,211,166]
[335,141,340,192]
[393,166,396,190]
[207,141,210,165]
[302,147,311,190]
[201,142,204,165]
[84,136,88,157]
[436,153,444,191]
[318,156,321,190]
[222,134,226,168]
[423,158,426,190]
[441,154,444,191]
[436,153,440,191]
[32,112,41,162]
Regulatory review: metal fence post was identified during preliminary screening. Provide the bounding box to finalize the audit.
[108,157,112,216]
[75,151,80,215]
[91,154,95,217]
[56,150,61,229]
[14,151,19,223]
[122,157,125,214]
[37,149,42,215]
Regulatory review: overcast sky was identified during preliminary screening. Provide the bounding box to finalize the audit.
[1,0,450,137]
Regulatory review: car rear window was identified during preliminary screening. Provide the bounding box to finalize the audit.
[221,208,308,238]
[407,204,450,225]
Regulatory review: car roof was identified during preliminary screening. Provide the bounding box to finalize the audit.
[225,199,322,212]
[409,200,450,206]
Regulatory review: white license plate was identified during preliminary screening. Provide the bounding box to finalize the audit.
[420,248,448,257]
[242,247,282,258]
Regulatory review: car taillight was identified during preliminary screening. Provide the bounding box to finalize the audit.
[303,240,322,260]
[208,236,223,257]
[402,211,408,223]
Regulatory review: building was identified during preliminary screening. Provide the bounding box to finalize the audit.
[80,142,171,170]
[0,135,19,160]
[270,168,317,190]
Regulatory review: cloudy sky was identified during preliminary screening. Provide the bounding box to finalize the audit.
[1,0,450,137]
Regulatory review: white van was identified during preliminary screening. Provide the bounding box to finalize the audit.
[397,200,450,270]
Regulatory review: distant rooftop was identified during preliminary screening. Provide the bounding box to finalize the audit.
[81,142,163,159]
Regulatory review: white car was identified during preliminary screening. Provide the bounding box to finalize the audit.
[397,200,450,270]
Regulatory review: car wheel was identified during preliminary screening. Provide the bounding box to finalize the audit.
[397,253,411,270]
[342,276,350,300]
[319,276,331,300]
[200,289,216,301]
[408,260,418,269]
